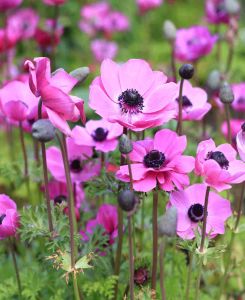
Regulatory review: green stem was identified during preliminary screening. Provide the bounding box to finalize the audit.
[128,216,135,300]
[176,78,184,135]
[224,103,232,144]
[185,252,193,300]
[9,238,22,298]
[19,122,29,178]
[195,258,203,300]
[159,237,166,300]
[140,194,145,251]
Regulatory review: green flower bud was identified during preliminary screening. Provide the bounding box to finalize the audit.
[69,67,90,84]
[118,190,136,212]
[163,20,176,41]
[219,81,234,104]
[32,119,56,142]
[158,206,177,237]
[119,134,133,154]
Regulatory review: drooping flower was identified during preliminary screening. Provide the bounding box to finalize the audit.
[89,58,178,131]
[221,119,244,148]
[117,129,195,192]
[25,57,85,135]
[205,0,230,24]
[43,0,67,5]
[91,39,118,62]
[136,0,163,14]
[7,8,39,41]
[174,26,217,62]
[73,119,123,153]
[0,0,22,12]
[174,81,211,121]
[46,128,99,183]
[236,122,245,161]
[195,139,245,191]
[167,183,232,240]
[80,204,118,244]
[0,194,19,240]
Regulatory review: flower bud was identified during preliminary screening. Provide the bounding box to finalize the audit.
[32,119,56,142]
[206,70,221,91]
[134,267,149,286]
[179,64,194,80]
[224,0,240,15]
[219,81,234,104]
[118,190,136,212]
[163,20,176,41]
[69,67,90,84]
[158,206,177,237]
[119,134,133,154]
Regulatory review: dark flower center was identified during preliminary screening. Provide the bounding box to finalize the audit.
[134,267,149,286]
[176,95,193,108]
[188,204,204,223]
[143,150,165,169]
[242,122,245,132]
[118,89,144,114]
[28,118,35,125]
[70,159,83,173]
[91,127,109,142]
[54,195,67,205]
[207,151,229,169]
[216,3,226,14]
[0,214,6,225]
[237,97,245,104]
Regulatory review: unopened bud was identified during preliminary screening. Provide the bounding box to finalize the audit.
[118,190,136,212]
[163,20,176,41]
[224,0,240,15]
[119,134,133,154]
[32,119,56,142]
[207,70,221,91]
[179,64,194,80]
[158,206,177,237]
[69,67,90,84]
[219,82,234,104]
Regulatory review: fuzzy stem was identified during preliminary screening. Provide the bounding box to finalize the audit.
[151,189,159,299]
[185,252,193,300]
[176,78,185,135]
[194,259,203,300]
[199,186,211,253]
[9,238,22,298]
[128,215,135,300]
[224,103,232,144]
[159,237,166,300]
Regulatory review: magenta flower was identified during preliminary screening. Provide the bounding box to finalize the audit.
[80,204,118,244]
[174,81,211,121]
[91,39,118,62]
[0,0,22,12]
[46,128,100,183]
[167,184,232,240]
[0,194,19,240]
[205,0,230,24]
[0,27,18,52]
[25,57,85,135]
[89,58,177,131]
[43,0,67,5]
[136,0,163,14]
[231,83,245,112]
[221,119,244,148]
[7,8,39,41]
[236,123,245,161]
[174,26,217,62]
[73,119,123,153]
[195,139,245,191]
[0,80,39,123]
[102,11,130,34]
[117,129,194,192]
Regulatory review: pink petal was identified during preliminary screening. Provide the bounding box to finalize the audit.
[46,107,71,136]
[132,174,157,192]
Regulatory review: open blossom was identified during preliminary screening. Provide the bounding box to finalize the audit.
[221,119,244,148]
[91,39,118,62]
[0,194,19,240]
[25,57,85,135]
[80,204,118,244]
[0,80,38,123]
[0,0,22,12]
[89,58,178,131]
[205,0,230,24]
[117,129,194,192]
[167,184,232,240]
[174,81,211,121]
[231,83,245,112]
[136,0,163,14]
[195,139,245,192]
[7,9,39,41]
[46,128,100,183]
[102,11,130,34]
[174,26,217,62]
[73,119,123,153]
[236,123,245,161]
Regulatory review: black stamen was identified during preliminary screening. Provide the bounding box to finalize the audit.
[92,127,109,142]
[143,150,165,169]
[0,214,6,225]
[207,151,229,169]
[70,159,83,173]
[188,204,204,223]
[242,122,245,132]
[118,89,144,114]
[54,195,67,205]
[176,95,193,108]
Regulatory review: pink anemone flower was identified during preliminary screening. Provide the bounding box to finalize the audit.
[116,129,195,192]
[167,183,232,240]
[46,128,100,183]
[221,119,244,148]
[0,194,19,240]
[43,0,67,5]
[136,0,163,14]
[102,11,130,34]
[174,26,217,62]
[195,139,245,191]
[0,0,22,12]
[25,57,85,136]
[80,204,118,245]
[205,0,230,24]
[89,58,178,131]
[91,39,118,63]
[73,119,123,153]
[236,123,245,161]
[174,81,211,121]
[0,80,39,123]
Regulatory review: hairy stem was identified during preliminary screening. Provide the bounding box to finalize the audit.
[199,186,210,253]
[176,78,185,135]
[185,252,193,300]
